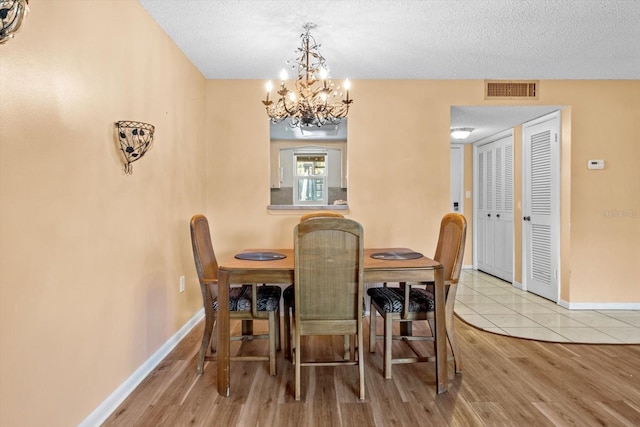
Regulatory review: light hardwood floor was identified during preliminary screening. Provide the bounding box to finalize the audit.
[103,316,640,426]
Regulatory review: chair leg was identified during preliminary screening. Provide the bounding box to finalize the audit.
[447,323,462,374]
[275,306,281,351]
[357,325,365,399]
[369,304,377,353]
[383,313,393,379]
[283,301,291,360]
[294,332,301,400]
[198,316,215,374]
[269,310,277,376]
[210,319,217,353]
[429,316,462,374]
[446,311,462,374]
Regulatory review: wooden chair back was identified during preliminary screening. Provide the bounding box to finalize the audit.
[190,214,219,286]
[434,212,467,285]
[295,218,363,325]
[299,211,345,222]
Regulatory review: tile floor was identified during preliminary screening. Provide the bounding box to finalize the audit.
[455,270,640,344]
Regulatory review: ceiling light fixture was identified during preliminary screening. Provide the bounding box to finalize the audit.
[262,22,353,128]
[0,0,29,45]
[450,127,474,140]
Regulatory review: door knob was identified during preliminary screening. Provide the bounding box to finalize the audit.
[496,214,501,218]
[523,216,531,221]
[488,213,491,217]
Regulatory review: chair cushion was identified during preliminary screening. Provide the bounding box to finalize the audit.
[213,284,282,312]
[368,286,435,313]
[283,284,294,303]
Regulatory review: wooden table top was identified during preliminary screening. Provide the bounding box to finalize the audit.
[220,248,441,271]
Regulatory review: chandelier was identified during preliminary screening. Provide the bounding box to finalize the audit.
[262,23,352,128]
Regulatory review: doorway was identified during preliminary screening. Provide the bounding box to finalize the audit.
[451,105,563,294]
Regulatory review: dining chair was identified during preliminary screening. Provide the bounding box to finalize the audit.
[367,212,467,379]
[283,211,345,360]
[291,217,365,400]
[189,214,282,376]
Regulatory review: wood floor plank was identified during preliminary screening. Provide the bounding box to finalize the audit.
[340,402,376,426]
[596,400,640,427]
[101,317,640,426]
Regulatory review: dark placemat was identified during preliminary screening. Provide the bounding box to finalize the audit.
[234,251,287,261]
[370,251,424,260]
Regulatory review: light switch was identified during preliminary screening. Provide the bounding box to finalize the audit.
[465,191,471,199]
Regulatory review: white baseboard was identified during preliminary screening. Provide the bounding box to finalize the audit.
[558,300,640,310]
[78,308,205,427]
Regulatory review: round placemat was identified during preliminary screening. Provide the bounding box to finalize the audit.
[370,251,424,260]
[234,251,287,261]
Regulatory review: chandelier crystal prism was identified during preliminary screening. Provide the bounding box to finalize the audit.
[262,23,353,128]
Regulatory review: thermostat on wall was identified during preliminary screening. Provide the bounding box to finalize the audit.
[587,160,604,170]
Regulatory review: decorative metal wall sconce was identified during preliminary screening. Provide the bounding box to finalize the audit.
[115,121,155,175]
[0,0,29,45]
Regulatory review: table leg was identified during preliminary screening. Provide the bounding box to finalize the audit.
[434,267,448,394]
[217,270,230,397]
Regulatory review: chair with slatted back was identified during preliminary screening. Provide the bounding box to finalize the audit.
[190,214,281,376]
[283,212,345,360]
[291,217,365,400]
[367,212,467,379]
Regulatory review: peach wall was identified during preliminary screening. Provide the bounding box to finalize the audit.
[1,2,639,426]
[545,81,640,303]
[206,79,640,307]
[0,1,206,426]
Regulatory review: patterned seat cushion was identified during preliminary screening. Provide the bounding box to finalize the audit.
[213,284,281,312]
[367,286,435,313]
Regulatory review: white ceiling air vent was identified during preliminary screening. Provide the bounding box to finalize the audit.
[485,80,539,99]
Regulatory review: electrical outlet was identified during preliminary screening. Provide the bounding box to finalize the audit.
[179,275,185,293]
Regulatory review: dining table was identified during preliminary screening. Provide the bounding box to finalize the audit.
[216,247,447,396]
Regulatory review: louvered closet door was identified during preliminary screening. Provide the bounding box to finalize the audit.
[494,138,514,281]
[476,134,513,282]
[523,114,559,301]
[476,145,492,273]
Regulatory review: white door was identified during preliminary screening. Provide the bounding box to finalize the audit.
[475,133,514,282]
[522,112,560,301]
[493,137,514,281]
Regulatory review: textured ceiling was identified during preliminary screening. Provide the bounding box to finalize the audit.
[138,0,640,80]
[137,0,639,142]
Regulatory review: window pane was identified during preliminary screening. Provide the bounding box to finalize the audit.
[296,155,325,176]
[296,177,325,202]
